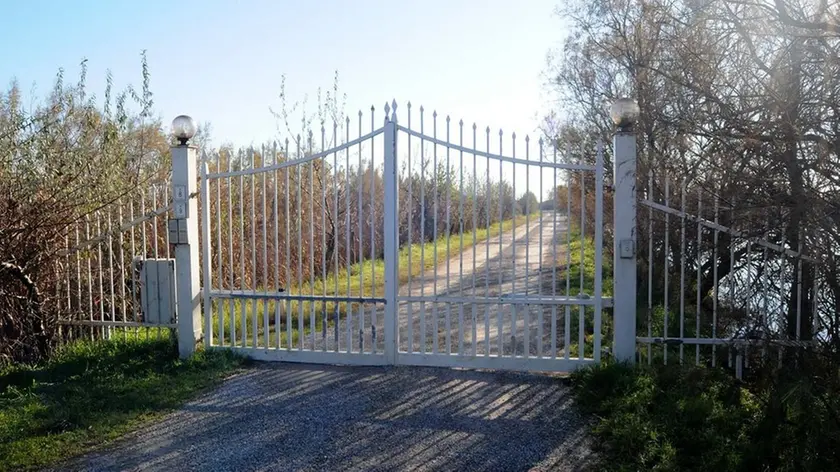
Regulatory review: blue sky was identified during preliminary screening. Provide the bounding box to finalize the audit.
[1,0,564,146]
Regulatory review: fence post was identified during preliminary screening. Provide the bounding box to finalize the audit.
[383,101,399,364]
[611,99,639,364]
[170,115,203,359]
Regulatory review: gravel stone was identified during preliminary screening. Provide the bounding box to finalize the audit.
[58,363,595,471]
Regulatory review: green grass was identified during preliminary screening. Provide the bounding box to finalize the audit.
[553,226,613,358]
[571,360,840,471]
[571,362,759,472]
[0,335,246,471]
[209,214,533,346]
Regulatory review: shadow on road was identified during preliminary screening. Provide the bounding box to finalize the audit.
[63,363,594,472]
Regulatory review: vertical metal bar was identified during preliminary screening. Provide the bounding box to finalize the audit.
[498,130,504,356]
[696,186,703,364]
[74,224,83,331]
[551,142,558,359]
[117,202,127,331]
[106,207,116,337]
[357,112,364,353]
[286,139,293,350]
[345,121,352,352]
[141,191,148,339]
[128,201,137,331]
[151,188,159,340]
[538,138,545,359]
[86,215,94,339]
[432,111,439,355]
[647,170,653,364]
[445,116,452,356]
[419,107,427,354]
[239,150,247,346]
[309,133,316,350]
[164,180,172,338]
[812,265,819,339]
[593,140,604,363]
[730,231,736,342]
[216,159,225,346]
[483,125,491,357]
[273,142,281,349]
[524,135,531,359]
[511,132,518,356]
[369,110,377,353]
[796,237,803,340]
[96,212,106,338]
[680,180,686,364]
[321,126,328,351]
[383,102,399,364]
[406,104,414,354]
[778,235,786,353]
[250,148,258,348]
[59,235,67,339]
[200,161,213,346]
[564,160,572,360]
[470,122,478,357]
[522,134,531,359]
[262,145,270,348]
[298,137,305,350]
[578,163,585,361]
[228,150,236,346]
[712,189,719,366]
[761,244,769,360]
[663,176,670,364]
[332,124,340,352]
[745,240,752,369]
[164,185,172,259]
[460,120,466,356]
[458,119,466,357]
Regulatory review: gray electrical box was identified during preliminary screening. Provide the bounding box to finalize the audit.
[137,259,177,325]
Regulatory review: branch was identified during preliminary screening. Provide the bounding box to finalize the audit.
[773,0,840,35]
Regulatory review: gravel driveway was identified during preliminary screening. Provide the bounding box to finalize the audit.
[60,363,594,472]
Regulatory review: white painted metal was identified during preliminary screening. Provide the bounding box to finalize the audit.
[695,186,702,364]
[639,199,814,261]
[593,140,604,363]
[397,126,597,171]
[173,143,203,358]
[205,129,385,180]
[383,103,399,364]
[200,160,213,347]
[191,101,612,373]
[612,128,637,363]
[638,167,826,377]
[663,176,670,365]
[679,179,687,364]
[140,259,177,325]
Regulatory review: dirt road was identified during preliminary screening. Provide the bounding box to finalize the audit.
[397,211,571,358]
[309,211,575,358]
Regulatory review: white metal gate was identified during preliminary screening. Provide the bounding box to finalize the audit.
[199,101,610,372]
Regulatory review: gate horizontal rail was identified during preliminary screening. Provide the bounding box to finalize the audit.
[210,290,386,304]
[225,347,388,366]
[397,353,597,373]
[204,128,385,180]
[398,295,614,307]
[397,125,597,171]
[637,336,816,347]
